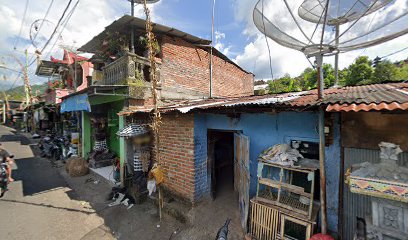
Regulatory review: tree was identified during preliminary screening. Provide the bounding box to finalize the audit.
[322,63,335,87]
[268,74,303,94]
[346,56,373,85]
[300,67,317,89]
[372,60,397,83]
[395,62,408,81]
[338,68,349,86]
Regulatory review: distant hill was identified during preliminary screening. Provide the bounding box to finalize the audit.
[0,83,48,101]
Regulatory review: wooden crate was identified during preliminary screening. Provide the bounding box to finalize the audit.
[250,200,281,240]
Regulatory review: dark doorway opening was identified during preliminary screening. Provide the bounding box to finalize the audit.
[208,130,235,200]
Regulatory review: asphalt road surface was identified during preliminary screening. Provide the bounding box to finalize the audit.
[0,125,112,240]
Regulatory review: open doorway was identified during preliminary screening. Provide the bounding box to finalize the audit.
[208,130,235,200]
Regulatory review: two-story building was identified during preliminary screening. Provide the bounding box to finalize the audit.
[59,15,254,192]
[35,50,93,134]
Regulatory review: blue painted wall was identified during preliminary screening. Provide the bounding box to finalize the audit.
[193,111,341,233]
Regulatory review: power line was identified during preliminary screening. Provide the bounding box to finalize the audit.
[31,0,55,43]
[39,0,73,55]
[28,0,74,67]
[45,0,80,59]
[13,0,30,50]
[380,46,408,59]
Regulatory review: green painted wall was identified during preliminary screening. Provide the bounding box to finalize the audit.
[107,100,123,155]
[89,95,126,106]
[88,97,124,157]
[119,115,125,185]
[81,111,91,159]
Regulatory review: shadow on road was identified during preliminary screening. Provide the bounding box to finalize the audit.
[0,133,31,145]
[12,157,68,196]
[0,198,96,214]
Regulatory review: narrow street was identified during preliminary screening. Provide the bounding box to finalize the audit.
[0,125,114,239]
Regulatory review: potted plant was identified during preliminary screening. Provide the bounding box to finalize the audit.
[139,35,160,58]
[101,31,129,63]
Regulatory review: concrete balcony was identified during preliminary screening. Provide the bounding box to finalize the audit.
[102,52,160,99]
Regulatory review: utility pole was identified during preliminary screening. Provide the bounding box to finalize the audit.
[210,0,216,98]
[334,24,339,86]
[130,0,135,53]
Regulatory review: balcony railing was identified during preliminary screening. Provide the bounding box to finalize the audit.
[102,52,160,99]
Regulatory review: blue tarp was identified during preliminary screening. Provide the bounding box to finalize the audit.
[61,94,91,113]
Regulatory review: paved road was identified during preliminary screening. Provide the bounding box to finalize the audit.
[0,125,112,240]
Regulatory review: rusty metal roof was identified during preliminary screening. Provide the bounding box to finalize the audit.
[119,82,408,115]
[323,82,408,112]
[79,15,211,53]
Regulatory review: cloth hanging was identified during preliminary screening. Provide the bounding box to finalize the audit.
[93,139,107,151]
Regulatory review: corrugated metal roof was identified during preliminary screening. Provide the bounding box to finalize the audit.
[324,82,408,112]
[118,82,408,115]
[79,15,210,53]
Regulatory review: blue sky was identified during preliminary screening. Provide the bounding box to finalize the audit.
[1,0,407,90]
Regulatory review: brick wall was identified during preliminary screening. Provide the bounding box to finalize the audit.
[158,113,196,201]
[161,36,254,98]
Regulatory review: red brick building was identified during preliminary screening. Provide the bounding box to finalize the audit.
[75,15,254,204]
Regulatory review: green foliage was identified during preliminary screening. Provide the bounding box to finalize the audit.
[266,56,407,94]
[394,62,408,81]
[101,31,129,61]
[139,35,160,55]
[0,83,48,101]
[346,56,373,86]
[300,67,317,89]
[372,60,397,83]
[338,68,349,86]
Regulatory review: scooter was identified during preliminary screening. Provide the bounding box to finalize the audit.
[51,136,74,161]
[0,154,14,198]
[39,135,55,158]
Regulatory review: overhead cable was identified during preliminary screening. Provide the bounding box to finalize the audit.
[45,0,80,59]
[13,0,30,50]
[380,46,408,59]
[31,0,55,43]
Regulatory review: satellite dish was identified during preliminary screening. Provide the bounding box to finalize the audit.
[253,0,408,56]
[130,0,160,3]
[298,0,393,25]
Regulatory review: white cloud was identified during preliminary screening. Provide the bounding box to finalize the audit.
[231,0,408,80]
[0,0,161,88]
[214,30,233,56]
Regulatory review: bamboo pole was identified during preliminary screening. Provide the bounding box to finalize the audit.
[142,0,163,222]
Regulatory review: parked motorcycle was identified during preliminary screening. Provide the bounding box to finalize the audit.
[39,135,55,158]
[0,154,14,198]
[51,136,73,162]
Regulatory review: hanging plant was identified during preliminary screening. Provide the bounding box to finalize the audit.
[48,80,64,90]
[139,35,160,57]
[101,31,129,62]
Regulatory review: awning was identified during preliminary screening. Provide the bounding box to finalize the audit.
[61,94,91,113]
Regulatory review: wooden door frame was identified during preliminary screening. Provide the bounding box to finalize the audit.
[207,129,242,200]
